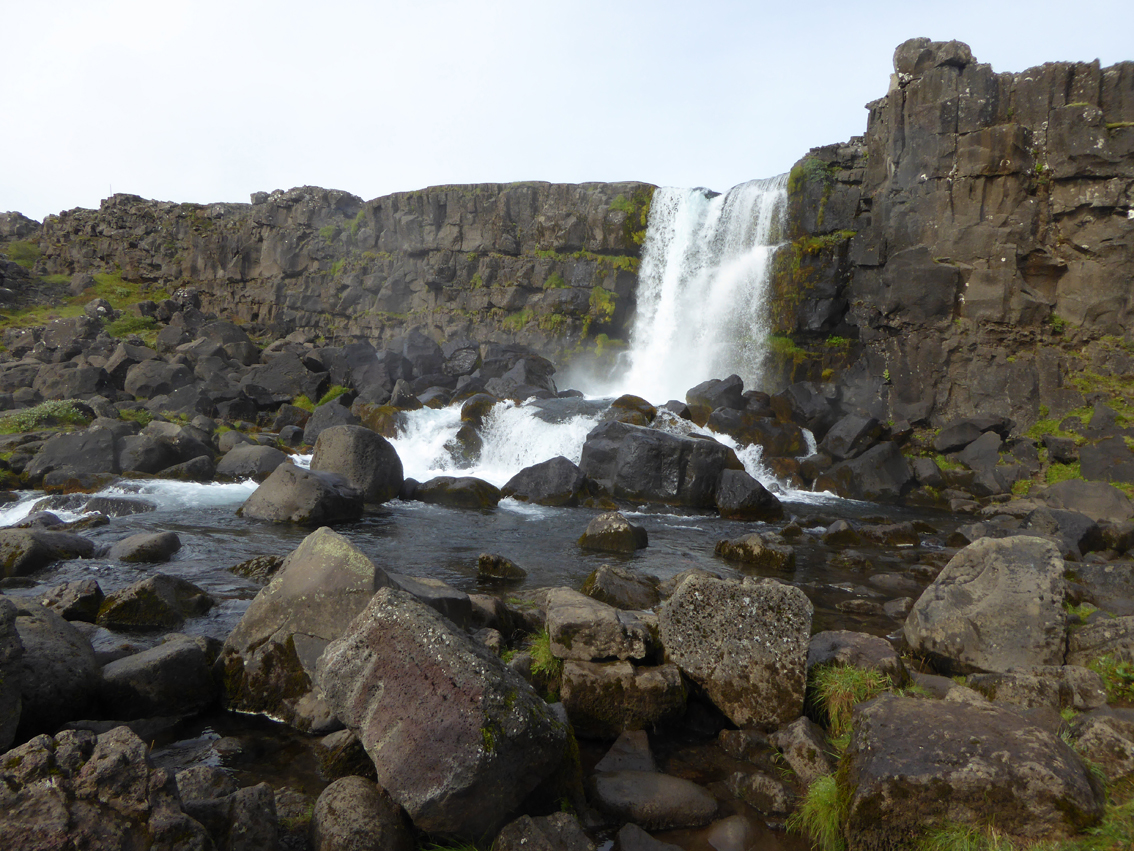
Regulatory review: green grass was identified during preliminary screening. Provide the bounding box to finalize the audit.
[588,287,616,323]
[787,774,848,851]
[529,629,562,682]
[917,824,1020,851]
[5,240,41,269]
[1012,479,1034,496]
[502,309,534,332]
[318,224,338,242]
[1046,462,1083,485]
[0,400,91,434]
[543,271,568,289]
[330,259,345,276]
[39,274,71,285]
[1065,601,1098,621]
[118,409,154,427]
[811,665,893,736]
[1089,655,1134,704]
[316,385,349,406]
[105,315,158,338]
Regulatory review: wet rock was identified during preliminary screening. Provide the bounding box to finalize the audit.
[220,526,395,733]
[814,441,914,502]
[160,455,217,481]
[588,770,717,830]
[547,587,654,662]
[560,660,685,740]
[845,695,1106,844]
[768,716,834,788]
[659,575,811,728]
[578,511,648,553]
[12,600,100,739]
[228,554,284,584]
[616,823,684,851]
[686,375,745,419]
[0,598,23,750]
[0,528,95,578]
[595,730,657,773]
[714,469,784,521]
[309,424,404,503]
[605,394,657,426]
[315,587,569,839]
[903,536,1066,674]
[238,462,364,525]
[184,780,279,851]
[493,812,595,851]
[314,728,376,782]
[302,399,359,445]
[215,443,288,481]
[807,630,908,685]
[97,573,215,632]
[706,814,761,851]
[100,634,219,720]
[415,474,501,509]
[821,519,861,545]
[0,726,212,851]
[478,552,527,582]
[502,455,590,507]
[581,564,660,611]
[40,578,104,622]
[107,530,182,563]
[714,533,796,571]
[580,421,743,508]
[310,776,413,851]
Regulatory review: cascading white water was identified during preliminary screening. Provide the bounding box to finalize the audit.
[610,176,787,403]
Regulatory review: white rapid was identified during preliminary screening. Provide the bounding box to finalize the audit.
[607,176,787,403]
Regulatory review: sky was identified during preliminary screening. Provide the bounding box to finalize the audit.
[3,0,1131,221]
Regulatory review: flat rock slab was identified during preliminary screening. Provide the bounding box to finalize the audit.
[845,694,1106,845]
[0,528,94,578]
[588,770,717,830]
[546,587,654,662]
[658,575,811,728]
[903,535,1066,673]
[97,573,214,632]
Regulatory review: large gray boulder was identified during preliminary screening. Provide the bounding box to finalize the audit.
[546,587,655,662]
[0,726,212,851]
[0,598,23,750]
[579,420,743,508]
[903,536,1067,673]
[577,511,648,553]
[494,813,595,851]
[502,456,590,507]
[100,634,219,720]
[215,443,288,481]
[107,530,182,564]
[560,660,685,740]
[315,587,569,839]
[844,695,1106,844]
[309,424,404,503]
[714,469,784,521]
[813,441,914,502]
[219,526,395,733]
[12,599,100,739]
[23,426,119,487]
[658,575,811,728]
[97,574,215,632]
[237,462,364,526]
[0,527,95,578]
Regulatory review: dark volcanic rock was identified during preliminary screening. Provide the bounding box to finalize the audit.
[714,469,784,521]
[0,598,23,750]
[0,528,95,578]
[238,462,364,525]
[415,475,501,509]
[578,511,648,553]
[97,573,215,632]
[502,455,589,506]
[309,424,404,503]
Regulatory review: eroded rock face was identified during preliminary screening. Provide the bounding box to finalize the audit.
[0,726,212,851]
[844,695,1107,845]
[220,526,395,732]
[315,587,568,839]
[658,575,811,728]
[903,536,1067,673]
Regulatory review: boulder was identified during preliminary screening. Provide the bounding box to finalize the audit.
[579,420,743,508]
[389,574,474,629]
[0,528,95,578]
[0,598,23,750]
[181,780,278,851]
[100,634,219,720]
[1040,479,1134,523]
[814,441,914,502]
[414,475,501,509]
[83,495,157,517]
[658,575,811,728]
[0,727,212,851]
[903,536,1067,674]
[477,552,527,582]
[768,716,834,788]
[714,469,784,521]
[546,587,655,662]
[616,823,684,851]
[238,462,364,525]
[706,409,807,457]
[310,776,413,851]
[494,813,595,851]
[117,433,182,474]
[580,564,660,611]
[40,580,104,623]
[309,424,404,503]
[726,771,795,816]
[215,443,288,481]
[241,352,327,407]
[302,399,359,445]
[966,665,1107,712]
[560,660,685,740]
[1066,615,1134,666]
[714,533,796,571]
[819,415,883,461]
[686,374,745,416]
[502,456,589,507]
[107,531,182,564]
[123,359,195,399]
[807,630,909,685]
[315,587,569,839]
[1067,712,1134,783]
[577,511,648,553]
[219,526,395,732]
[844,695,1106,844]
[588,770,717,830]
[595,730,658,773]
[12,600,100,738]
[97,574,215,632]
[23,427,119,486]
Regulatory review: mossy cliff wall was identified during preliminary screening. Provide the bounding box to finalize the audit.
[768,38,1134,429]
[23,182,654,363]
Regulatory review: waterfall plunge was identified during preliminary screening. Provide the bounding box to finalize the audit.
[609,176,787,403]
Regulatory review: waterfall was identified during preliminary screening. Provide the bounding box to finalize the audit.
[610,175,788,404]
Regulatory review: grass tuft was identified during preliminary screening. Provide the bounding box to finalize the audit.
[787,774,848,851]
[917,823,1019,851]
[811,665,892,736]
[0,400,91,434]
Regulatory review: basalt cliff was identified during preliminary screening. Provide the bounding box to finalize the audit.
[1,38,1132,429]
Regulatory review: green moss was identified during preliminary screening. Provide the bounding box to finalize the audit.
[0,400,92,434]
[316,385,349,407]
[39,274,71,285]
[118,409,154,427]
[502,309,534,332]
[609,187,654,246]
[349,209,366,236]
[1046,462,1083,485]
[318,224,339,243]
[105,315,158,338]
[543,271,568,289]
[5,240,41,269]
[330,259,345,276]
[1011,479,1034,497]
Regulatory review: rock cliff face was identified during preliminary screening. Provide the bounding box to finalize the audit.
[25,182,653,362]
[771,38,1134,428]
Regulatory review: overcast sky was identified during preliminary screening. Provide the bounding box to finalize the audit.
[3,0,1131,221]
